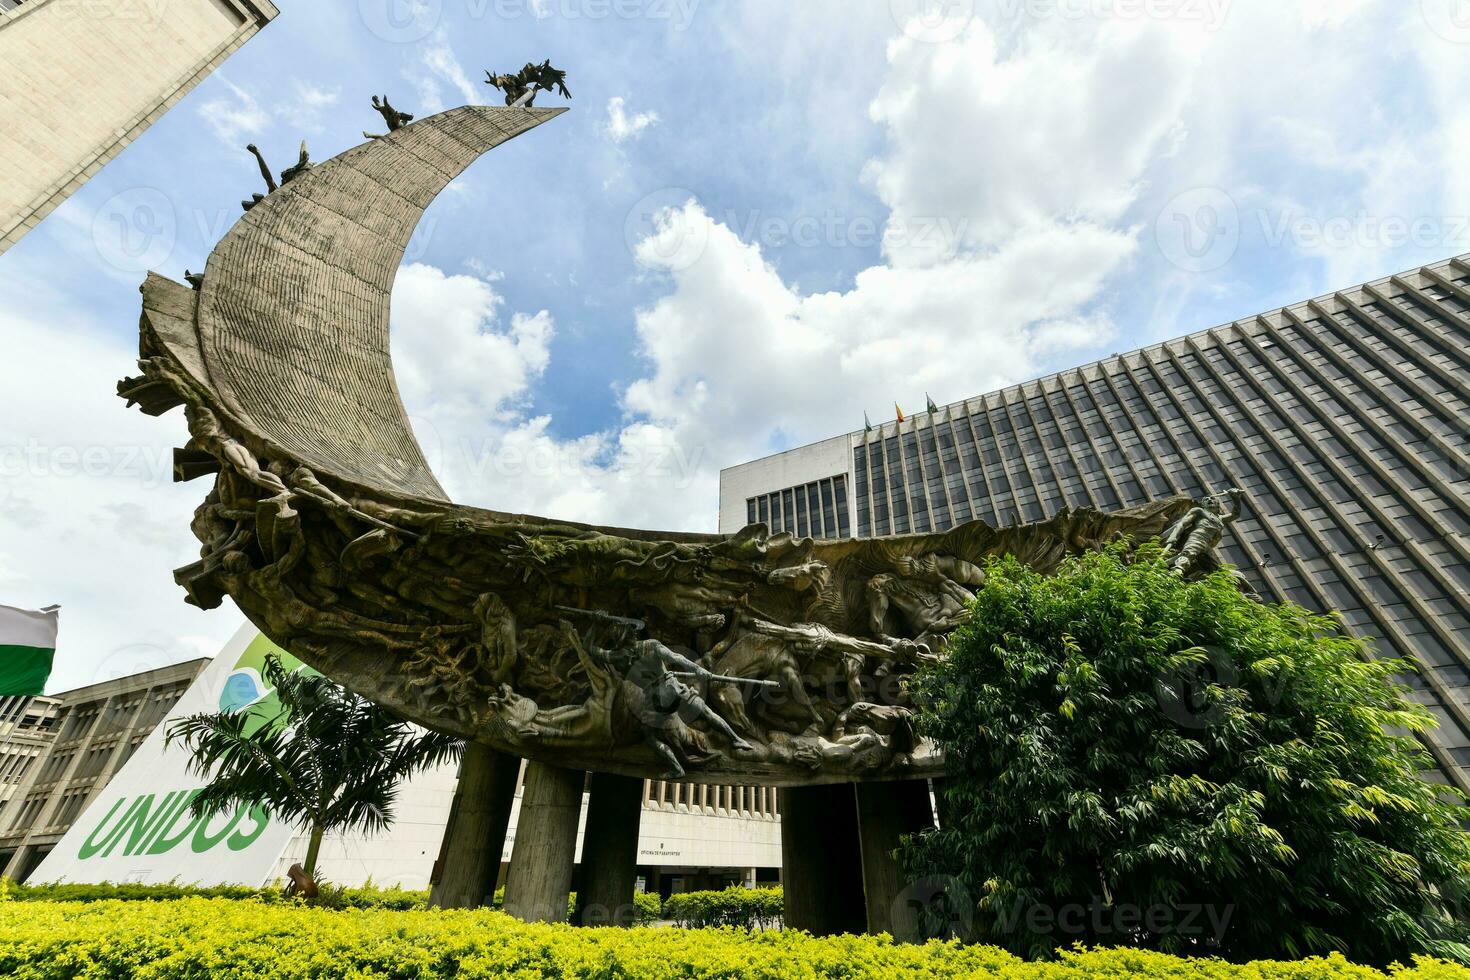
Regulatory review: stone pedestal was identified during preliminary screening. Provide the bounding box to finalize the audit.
[855,779,935,940]
[778,784,866,936]
[503,762,584,923]
[573,772,644,927]
[428,743,520,908]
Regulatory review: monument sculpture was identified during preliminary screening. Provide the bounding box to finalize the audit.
[118,101,1231,789]
[113,92,1252,936]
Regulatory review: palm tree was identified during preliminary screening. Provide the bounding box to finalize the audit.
[167,653,461,886]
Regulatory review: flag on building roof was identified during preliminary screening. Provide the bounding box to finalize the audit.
[894,402,905,424]
[0,604,59,697]
[863,411,873,434]
[926,393,939,415]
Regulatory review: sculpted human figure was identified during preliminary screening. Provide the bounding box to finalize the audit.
[187,408,290,506]
[831,701,916,755]
[472,593,519,686]
[704,610,932,738]
[365,94,414,138]
[629,581,743,632]
[866,556,980,648]
[522,617,751,778]
[611,629,753,777]
[1162,488,1243,577]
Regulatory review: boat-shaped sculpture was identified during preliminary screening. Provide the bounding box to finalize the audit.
[120,105,1213,785]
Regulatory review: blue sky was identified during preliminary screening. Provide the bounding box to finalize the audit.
[4,0,1470,692]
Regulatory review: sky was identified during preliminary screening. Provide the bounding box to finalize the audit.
[4,0,1470,693]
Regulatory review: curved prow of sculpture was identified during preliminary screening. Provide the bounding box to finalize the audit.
[159,106,565,503]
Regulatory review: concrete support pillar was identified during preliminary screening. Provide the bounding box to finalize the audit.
[573,772,643,927]
[855,779,936,940]
[503,761,584,923]
[428,743,520,908]
[2,844,35,882]
[778,784,866,936]
[931,777,957,830]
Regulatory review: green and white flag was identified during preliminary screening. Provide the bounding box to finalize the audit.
[0,603,59,696]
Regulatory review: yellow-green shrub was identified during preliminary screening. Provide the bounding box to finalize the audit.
[663,885,783,929]
[3,897,1469,979]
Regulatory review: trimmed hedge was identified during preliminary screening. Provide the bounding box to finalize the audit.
[2,879,430,910]
[663,886,783,929]
[2,879,661,924]
[3,898,1470,979]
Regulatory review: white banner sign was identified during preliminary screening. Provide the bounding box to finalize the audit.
[30,626,304,886]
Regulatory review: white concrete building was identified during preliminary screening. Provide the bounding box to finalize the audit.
[0,0,279,254]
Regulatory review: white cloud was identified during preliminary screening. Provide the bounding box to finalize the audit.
[196,78,270,144]
[605,96,661,143]
[0,302,242,694]
[864,15,1201,266]
[413,32,480,113]
[279,82,342,132]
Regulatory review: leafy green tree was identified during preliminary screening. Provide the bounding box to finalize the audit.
[900,543,1470,965]
[168,654,460,884]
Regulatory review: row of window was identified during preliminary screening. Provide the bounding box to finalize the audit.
[744,475,852,540]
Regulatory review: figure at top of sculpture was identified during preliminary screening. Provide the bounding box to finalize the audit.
[1162,488,1243,577]
[365,94,414,139]
[485,60,571,107]
[280,140,313,184]
[241,141,312,212]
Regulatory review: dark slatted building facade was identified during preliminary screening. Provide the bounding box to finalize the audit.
[720,254,1470,794]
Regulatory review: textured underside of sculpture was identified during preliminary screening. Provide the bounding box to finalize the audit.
[119,105,1218,786]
